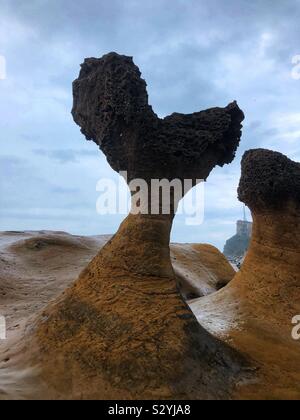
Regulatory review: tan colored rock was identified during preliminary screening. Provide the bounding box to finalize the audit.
[191,149,300,399]
[7,52,246,399]
[34,217,246,399]
[171,243,235,299]
[0,232,234,346]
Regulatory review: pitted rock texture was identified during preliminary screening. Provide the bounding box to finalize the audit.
[33,214,249,400]
[238,149,300,211]
[191,149,300,399]
[72,52,244,183]
[0,231,237,400]
[6,53,248,400]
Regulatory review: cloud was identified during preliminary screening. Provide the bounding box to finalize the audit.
[0,0,299,249]
[33,149,97,164]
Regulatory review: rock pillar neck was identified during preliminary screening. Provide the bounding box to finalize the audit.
[101,212,176,279]
[243,205,300,283]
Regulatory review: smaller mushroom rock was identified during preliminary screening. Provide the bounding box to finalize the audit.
[191,149,300,400]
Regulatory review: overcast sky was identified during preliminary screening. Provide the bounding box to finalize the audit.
[0,0,299,250]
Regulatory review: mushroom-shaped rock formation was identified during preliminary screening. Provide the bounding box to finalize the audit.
[191,149,300,399]
[26,53,246,399]
[72,52,243,185]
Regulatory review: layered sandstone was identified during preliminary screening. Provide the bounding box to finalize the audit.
[172,243,235,299]
[0,232,236,400]
[191,149,300,399]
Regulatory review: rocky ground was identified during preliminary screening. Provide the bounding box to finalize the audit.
[0,230,233,331]
[0,224,299,400]
[1,54,299,400]
[0,230,237,400]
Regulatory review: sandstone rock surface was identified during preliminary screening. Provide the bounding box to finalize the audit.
[191,149,300,399]
[6,52,245,399]
[0,231,240,400]
[172,243,235,299]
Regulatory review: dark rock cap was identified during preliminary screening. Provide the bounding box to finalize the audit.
[238,149,300,211]
[72,52,244,182]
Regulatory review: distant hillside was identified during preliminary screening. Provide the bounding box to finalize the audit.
[223,220,252,259]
